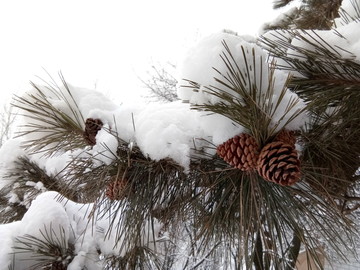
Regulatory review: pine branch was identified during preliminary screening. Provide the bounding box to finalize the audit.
[285,230,301,270]
[12,74,86,157]
[12,224,75,270]
[260,29,360,106]
[0,155,85,224]
[101,156,188,256]
[273,0,295,9]
[6,43,359,268]
[269,0,342,30]
[0,157,57,223]
[338,0,360,25]
[60,149,118,204]
[260,29,360,199]
[104,246,164,270]
[190,41,306,146]
[0,186,28,223]
[60,133,191,267]
[179,40,358,268]
[254,231,264,270]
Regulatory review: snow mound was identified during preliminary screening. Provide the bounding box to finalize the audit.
[177,31,308,132]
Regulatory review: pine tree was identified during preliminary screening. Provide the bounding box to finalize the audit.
[1,1,360,270]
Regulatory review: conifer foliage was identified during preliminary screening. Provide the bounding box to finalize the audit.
[266,0,343,30]
[0,1,360,270]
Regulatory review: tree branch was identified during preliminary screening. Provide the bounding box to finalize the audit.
[285,230,301,270]
[254,231,264,270]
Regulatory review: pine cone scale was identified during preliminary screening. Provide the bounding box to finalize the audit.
[277,161,288,168]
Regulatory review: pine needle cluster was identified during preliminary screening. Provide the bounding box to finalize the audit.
[12,73,86,157]
[267,0,343,30]
[0,157,66,223]
[11,225,75,270]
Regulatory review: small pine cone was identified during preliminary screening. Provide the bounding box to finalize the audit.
[275,129,297,147]
[257,141,301,186]
[83,118,103,146]
[217,133,259,171]
[106,178,128,200]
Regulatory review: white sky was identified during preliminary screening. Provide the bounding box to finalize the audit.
[0,0,282,104]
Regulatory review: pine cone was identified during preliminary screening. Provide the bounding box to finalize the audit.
[217,133,259,171]
[83,118,103,146]
[257,141,301,186]
[275,129,297,147]
[106,178,128,200]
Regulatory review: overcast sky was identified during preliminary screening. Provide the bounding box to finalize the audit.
[0,0,282,104]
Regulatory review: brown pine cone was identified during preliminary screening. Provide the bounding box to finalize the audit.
[83,118,103,146]
[217,133,259,171]
[275,129,297,147]
[257,141,301,186]
[106,178,128,200]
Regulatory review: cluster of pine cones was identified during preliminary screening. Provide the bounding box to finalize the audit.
[217,130,301,186]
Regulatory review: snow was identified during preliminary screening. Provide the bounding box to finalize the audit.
[0,221,21,268]
[335,21,360,60]
[0,138,27,190]
[197,111,245,145]
[68,84,118,120]
[127,100,245,169]
[176,31,257,105]
[7,192,20,204]
[0,138,26,169]
[90,127,119,165]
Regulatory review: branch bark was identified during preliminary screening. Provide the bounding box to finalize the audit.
[254,231,264,270]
